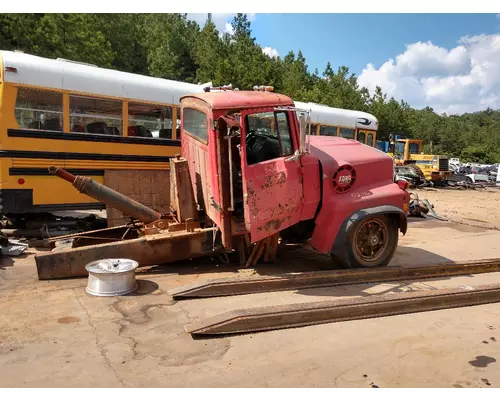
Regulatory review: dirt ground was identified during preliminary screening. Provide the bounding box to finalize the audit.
[412,187,500,230]
[2,190,500,388]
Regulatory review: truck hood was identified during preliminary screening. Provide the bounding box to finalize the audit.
[308,136,395,187]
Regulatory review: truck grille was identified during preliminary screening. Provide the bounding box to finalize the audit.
[439,157,449,171]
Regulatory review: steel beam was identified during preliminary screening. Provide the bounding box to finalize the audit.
[185,283,500,335]
[36,228,222,280]
[170,258,500,299]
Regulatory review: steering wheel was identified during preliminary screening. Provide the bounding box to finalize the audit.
[246,130,255,140]
[246,130,258,148]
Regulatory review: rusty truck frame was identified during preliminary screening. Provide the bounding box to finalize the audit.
[35,89,409,280]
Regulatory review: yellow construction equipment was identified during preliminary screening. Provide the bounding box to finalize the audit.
[388,135,451,183]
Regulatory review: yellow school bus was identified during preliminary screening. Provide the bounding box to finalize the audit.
[295,101,378,146]
[0,50,210,216]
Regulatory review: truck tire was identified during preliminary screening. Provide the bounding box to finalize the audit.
[330,215,399,269]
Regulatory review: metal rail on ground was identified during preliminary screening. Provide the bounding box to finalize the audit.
[169,258,500,299]
[185,283,500,335]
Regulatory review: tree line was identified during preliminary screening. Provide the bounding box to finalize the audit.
[1,13,499,163]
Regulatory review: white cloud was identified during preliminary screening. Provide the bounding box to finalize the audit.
[262,46,279,58]
[358,34,500,114]
[186,13,255,36]
[224,22,234,36]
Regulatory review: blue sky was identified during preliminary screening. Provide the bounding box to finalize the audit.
[188,13,500,114]
[250,14,500,75]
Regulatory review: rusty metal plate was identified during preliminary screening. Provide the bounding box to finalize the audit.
[104,169,171,227]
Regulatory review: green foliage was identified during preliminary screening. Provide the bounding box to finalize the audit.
[1,13,499,162]
[140,14,199,82]
[0,14,114,67]
[93,14,148,74]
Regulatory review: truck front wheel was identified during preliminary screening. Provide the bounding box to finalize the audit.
[331,215,399,269]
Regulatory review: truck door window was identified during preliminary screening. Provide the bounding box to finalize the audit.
[245,111,294,165]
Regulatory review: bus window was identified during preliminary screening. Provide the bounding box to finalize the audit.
[357,131,366,143]
[319,125,337,136]
[15,88,63,132]
[70,96,122,135]
[339,127,355,139]
[128,103,173,139]
[310,124,318,135]
[367,133,374,147]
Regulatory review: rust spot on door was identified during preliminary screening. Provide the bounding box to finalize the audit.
[265,219,282,231]
[262,172,286,189]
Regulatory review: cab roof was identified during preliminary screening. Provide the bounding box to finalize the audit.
[181,90,294,111]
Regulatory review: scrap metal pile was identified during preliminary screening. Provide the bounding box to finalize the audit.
[447,162,499,188]
[0,212,107,245]
[407,193,446,221]
[395,162,499,190]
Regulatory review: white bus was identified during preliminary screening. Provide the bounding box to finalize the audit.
[295,101,378,147]
[0,49,211,215]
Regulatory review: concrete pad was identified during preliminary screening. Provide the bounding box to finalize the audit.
[1,219,500,387]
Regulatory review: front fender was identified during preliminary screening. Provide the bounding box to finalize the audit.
[330,205,407,253]
[310,203,407,254]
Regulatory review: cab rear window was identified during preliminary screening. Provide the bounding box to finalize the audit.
[183,108,208,142]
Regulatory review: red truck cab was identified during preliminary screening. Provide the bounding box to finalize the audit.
[180,90,409,268]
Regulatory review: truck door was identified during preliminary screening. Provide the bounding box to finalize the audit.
[240,109,304,243]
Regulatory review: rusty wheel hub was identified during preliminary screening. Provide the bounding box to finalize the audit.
[354,219,388,262]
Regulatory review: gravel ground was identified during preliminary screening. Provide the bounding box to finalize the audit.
[411,187,500,230]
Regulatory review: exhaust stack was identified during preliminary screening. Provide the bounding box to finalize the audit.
[48,166,162,224]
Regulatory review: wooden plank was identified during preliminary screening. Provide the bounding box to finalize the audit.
[254,239,266,265]
[270,234,279,262]
[185,283,500,335]
[264,233,279,263]
[263,236,273,262]
[245,241,262,268]
[169,157,197,222]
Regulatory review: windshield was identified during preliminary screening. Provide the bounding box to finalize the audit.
[247,112,275,136]
[395,142,405,155]
[409,143,420,154]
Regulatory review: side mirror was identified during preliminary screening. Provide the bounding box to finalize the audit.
[298,112,307,154]
[285,149,301,164]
